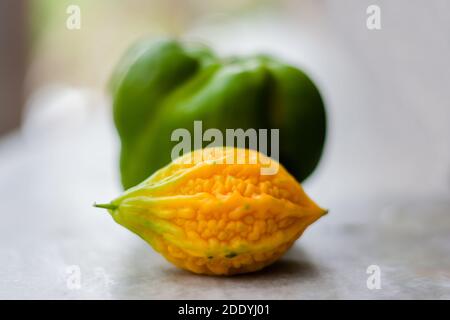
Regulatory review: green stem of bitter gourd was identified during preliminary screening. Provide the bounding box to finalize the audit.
[93,203,118,210]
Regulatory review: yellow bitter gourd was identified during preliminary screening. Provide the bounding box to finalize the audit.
[95,147,327,275]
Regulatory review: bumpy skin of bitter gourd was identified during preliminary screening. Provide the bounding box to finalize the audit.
[96,147,327,275]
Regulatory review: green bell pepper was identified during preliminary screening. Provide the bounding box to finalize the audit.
[110,38,326,189]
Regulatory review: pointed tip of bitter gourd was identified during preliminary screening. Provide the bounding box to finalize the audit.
[93,203,118,210]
